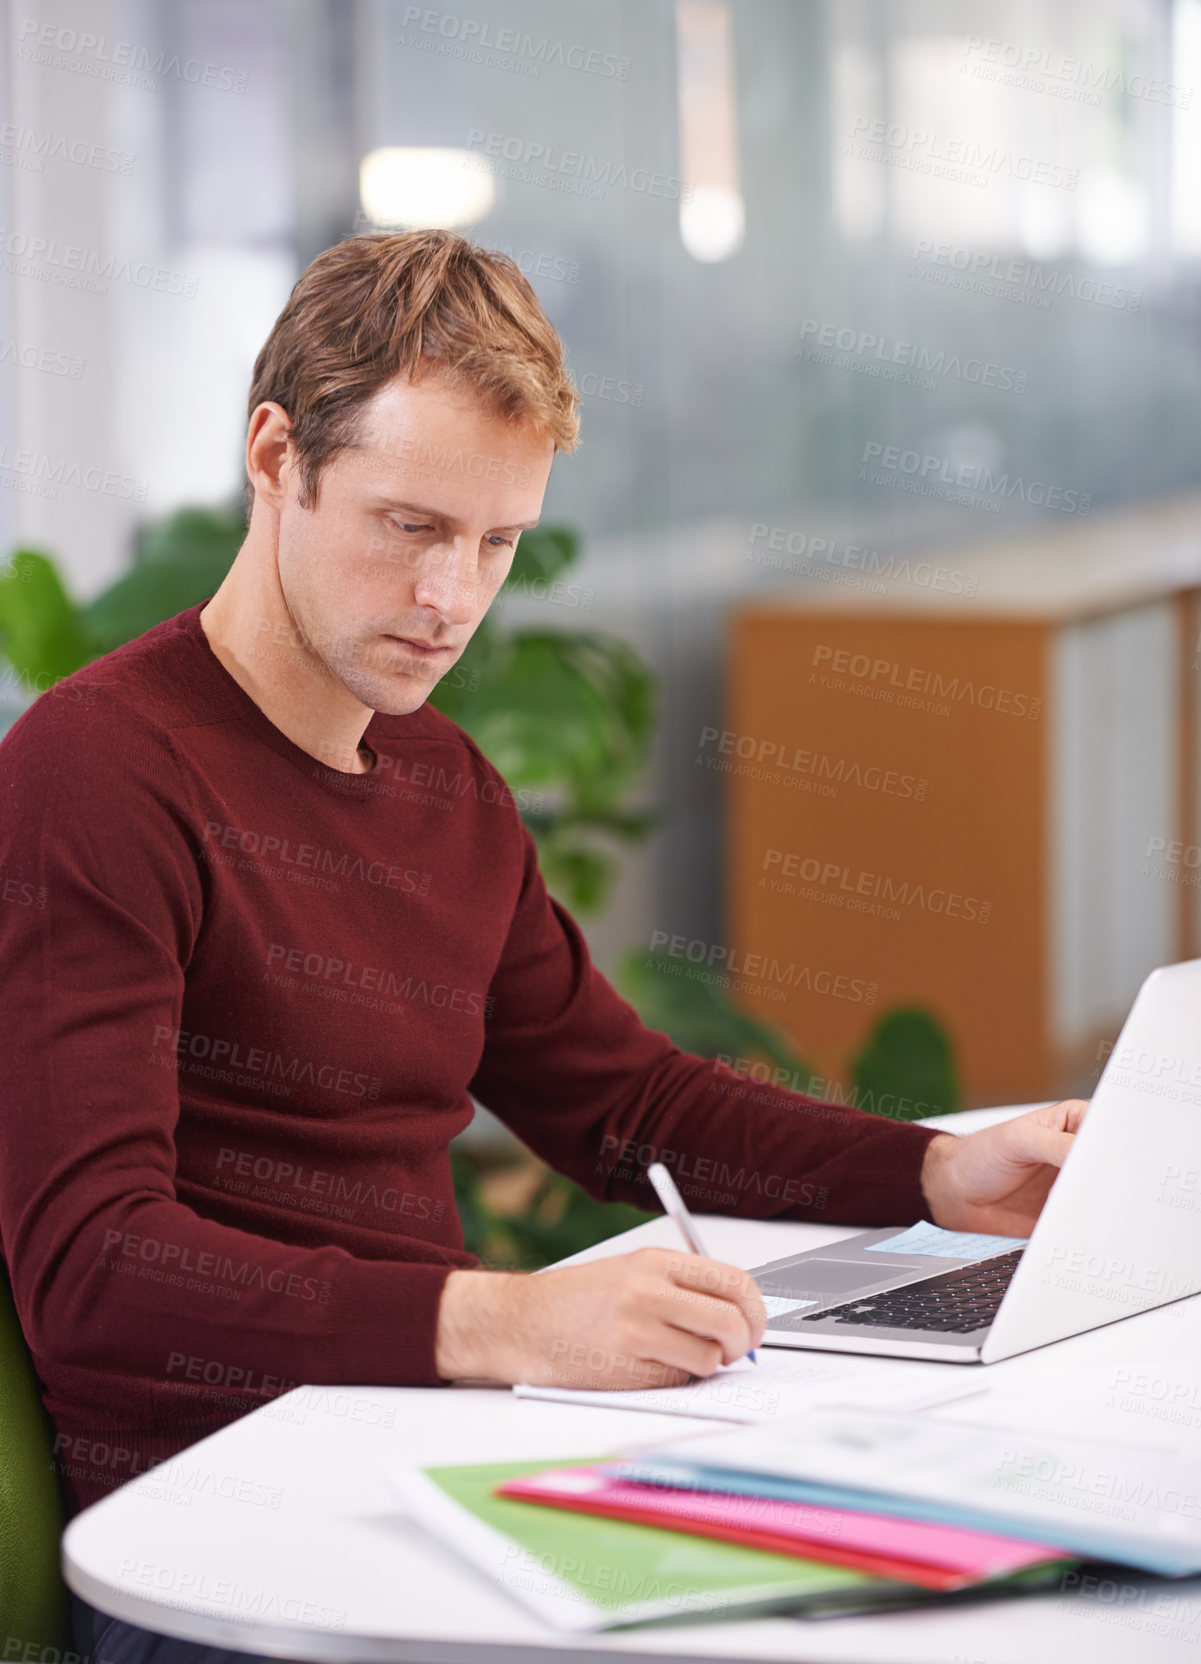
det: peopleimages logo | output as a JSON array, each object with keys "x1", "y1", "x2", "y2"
[
  {"x1": 0, "y1": 335, "x2": 85, "y2": 377},
  {"x1": 152, "y1": 1024, "x2": 383, "y2": 1102},
  {"x1": 0, "y1": 122, "x2": 135, "y2": 174},
  {"x1": 697, "y1": 724, "x2": 928, "y2": 801},
  {"x1": 202, "y1": 819, "x2": 431, "y2": 894},
  {"x1": 846, "y1": 116, "x2": 1077, "y2": 190},
  {"x1": 100, "y1": 1229, "x2": 332, "y2": 1304},
  {"x1": 1108, "y1": 1042, "x2": 1201, "y2": 1088},
  {"x1": 15, "y1": 18, "x2": 249, "y2": 92},
  {"x1": 648, "y1": 929, "x2": 878, "y2": 1004},
  {"x1": 908, "y1": 238, "x2": 1141, "y2": 312},
  {"x1": 960, "y1": 35, "x2": 1192, "y2": 109},
  {"x1": 811, "y1": 644, "x2": 1042, "y2": 719},
  {"x1": 399, "y1": 8, "x2": 631, "y2": 78},
  {"x1": 860, "y1": 440, "x2": 1089, "y2": 515},
  {"x1": 0, "y1": 443, "x2": 147, "y2": 501},
  {"x1": 1142, "y1": 835, "x2": 1201, "y2": 888},
  {"x1": 485, "y1": 242, "x2": 580, "y2": 283},
  {"x1": 761, "y1": 847, "x2": 992, "y2": 925},
  {"x1": 797, "y1": 317, "x2": 1028, "y2": 393},
  {"x1": 0, "y1": 227, "x2": 199, "y2": 297},
  {"x1": 746, "y1": 522, "x2": 978, "y2": 597},
  {"x1": 464, "y1": 128, "x2": 692, "y2": 200}
]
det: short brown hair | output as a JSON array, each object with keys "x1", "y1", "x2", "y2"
[{"x1": 246, "y1": 229, "x2": 580, "y2": 508}]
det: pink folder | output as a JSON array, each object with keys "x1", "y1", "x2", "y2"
[{"x1": 497, "y1": 1465, "x2": 1072, "y2": 1592}]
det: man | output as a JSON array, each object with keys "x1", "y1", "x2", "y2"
[{"x1": 0, "y1": 229, "x2": 1083, "y2": 1658}]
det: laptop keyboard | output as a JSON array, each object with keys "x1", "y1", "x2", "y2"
[{"x1": 798, "y1": 1248, "x2": 1025, "y2": 1334}]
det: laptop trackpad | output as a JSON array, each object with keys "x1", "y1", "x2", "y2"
[{"x1": 773, "y1": 1259, "x2": 900, "y2": 1298}]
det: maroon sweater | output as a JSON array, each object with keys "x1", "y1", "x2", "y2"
[{"x1": 0, "y1": 603, "x2": 937, "y2": 1513}]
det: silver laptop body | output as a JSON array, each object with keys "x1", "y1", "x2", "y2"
[{"x1": 749, "y1": 959, "x2": 1201, "y2": 1364}]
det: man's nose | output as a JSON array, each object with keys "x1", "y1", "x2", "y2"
[{"x1": 412, "y1": 542, "x2": 482, "y2": 624}]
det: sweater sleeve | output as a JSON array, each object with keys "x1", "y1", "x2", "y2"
[
  {"x1": 0, "y1": 689, "x2": 453, "y2": 1406},
  {"x1": 471, "y1": 824, "x2": 940, "y2": 1225}
]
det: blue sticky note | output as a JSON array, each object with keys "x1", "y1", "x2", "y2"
[{"x1": 866, "y1": 1220, "x2": 1028, "y2": 1260}]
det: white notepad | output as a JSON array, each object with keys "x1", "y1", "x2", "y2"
[{"x1": 514, "y1": 1350, "x2": 984, "y2": 1424}]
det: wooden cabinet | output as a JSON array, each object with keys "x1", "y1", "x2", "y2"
[{"x1": 726, "y1": 497, "x2": 1201, "y2": 1106}]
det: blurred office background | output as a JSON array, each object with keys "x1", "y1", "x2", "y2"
[{"x1": 4, "y1": 0, "x2": 1201, "y2": 1133}]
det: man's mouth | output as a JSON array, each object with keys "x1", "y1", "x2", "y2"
[{"x1": 383, "y1": 634, "x2": 452, "y2": 660}]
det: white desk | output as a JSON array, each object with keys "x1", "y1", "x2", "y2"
[{"x1": 63, "y1": 1108, "x2": 1201, "y2": 1663}]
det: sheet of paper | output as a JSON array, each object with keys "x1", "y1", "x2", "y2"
[
  {"x1": 514, "y1": 1351, "x2": 984, "y2": 1424},
  {"x1": 760, "y1": 1294, "x2": 818, "y2": 1318},
  {"x1": 629, "y1": 1406, "x2": 1201, "y2": 1576},
  {"x1": 866, "y1": 1220, "x2": 1028, "y2": 1260},
  {"x1": 937, "y1": 1358, "x2": 1201, "y2": 1457}
]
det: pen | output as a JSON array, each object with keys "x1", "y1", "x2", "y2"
[{"x1": 647, "y1": 1162, "x2": 757, "y2": 1365}]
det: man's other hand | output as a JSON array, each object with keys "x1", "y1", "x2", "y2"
[
  {"x1": 919, "y1": 1098, "x2": 1090, "y2": 1238},
  {"x1": 434, "y1": 1247, "x2": 767, "y2": 1388}
]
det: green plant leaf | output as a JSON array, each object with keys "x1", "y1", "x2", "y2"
[
  {"x1": 0, "y1": 551, "x2": 94, "y2": 691},
  {"x1": 850, "y1": 1007, "x2": 962, "y2": 1120},
  {"x1": 501, "y1": 524, "x2": 579, "y2": 592},
  {"x1": 452, "y1": 631, "x2": 655, "y2": 795},
  {"x1": 81, "y1": 506, "x2": 243, "y2": 653},
  {"x1": 536, "y1": 841, "x2": 615, "y2": 914},
  {"x1": 615, "y1": 949, "x2": 818, "y2": 1082},
  {"x1": 428, "y1": 525, "x2": 656, "y2": 914},
  {"x1": 449, "y1": 1145, "x2": 653, "y2": 1269},
  {"x1": 427, "y1": 619, "x2": 499, "y2": 727},
  {"x1": 508, "y1": 1172, "x2": 653, "y2": 1267}
]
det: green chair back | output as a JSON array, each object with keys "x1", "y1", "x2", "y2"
[{"x1": 0, "y1": 1265, "x2": 70, "y2": 1652}]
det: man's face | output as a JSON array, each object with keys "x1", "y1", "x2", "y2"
[{"x1": 272, "y1": 370, "x2": 556, "y2": 715}]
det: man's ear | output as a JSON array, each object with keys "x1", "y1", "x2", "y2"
[{"x1": 246, "y1": 402, "x2": 294, "y2": 510}]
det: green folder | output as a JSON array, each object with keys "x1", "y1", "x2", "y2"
[{"x1": 389, "y1": 1454, "x2": 917, "y2": 1632}]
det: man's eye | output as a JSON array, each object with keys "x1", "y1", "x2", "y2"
[
  {"x1": 486, "y1": 534, "x2": 515, "y2": 548},
  {"x1": 395, "y1": 522, "x2": 431, "y2": 534}
]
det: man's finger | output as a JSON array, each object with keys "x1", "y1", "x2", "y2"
[
  {"x1": 1039, "y1": 1098, "x2": 1089, "y2": 1133},
  {"x1": 641, "y1": 1325, "x2": 726, "y2": 1379},
  {"x1": 1003, "y1": 1120, "x2": 1075, "y2": 1170},
  {"x1": 645, "y1": 1285, "x2": 757, "y2": 1363},
  {"x1": 625, "y1": 1359, "x2": 695, "y2": 1390},
  {"x1": 663, "y1": 1254, "x2": 767, "y2": 1342}
]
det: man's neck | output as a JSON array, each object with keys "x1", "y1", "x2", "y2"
[{"x1": 199, "y1": 539, "x2": 375, "y2": 776}]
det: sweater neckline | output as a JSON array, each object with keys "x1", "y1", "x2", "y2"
[{"x1": 178, "y1": 602, "x2": 394, "y2": 800}]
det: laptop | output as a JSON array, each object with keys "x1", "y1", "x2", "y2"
[{"x1": 748, "y1": 959, "x2": 1201, "y2": 1364}]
